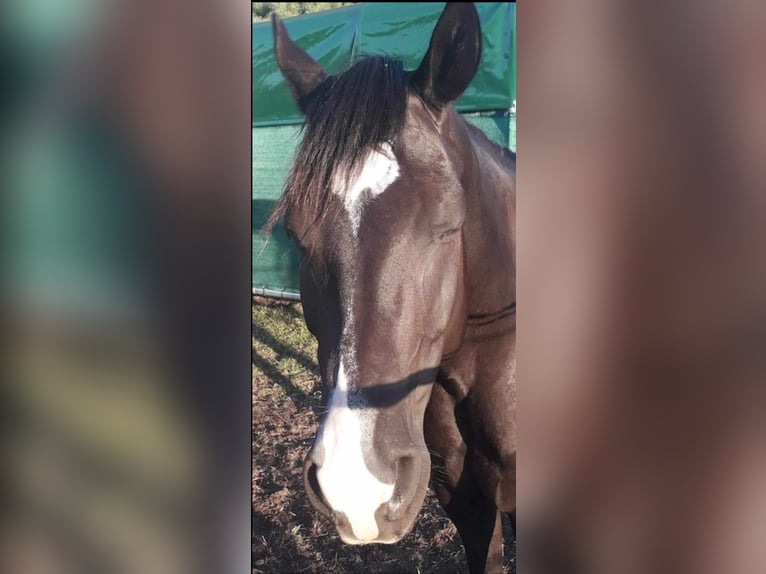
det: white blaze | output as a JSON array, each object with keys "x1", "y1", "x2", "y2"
[
  {"x1": 315, "y1": 362, "x2": 394, "y2": 542},
  {"x1": 335, "y1": 143, "x2": 400, "y2": 234},
  {"x1": 317, "y1": 144, "x2": 399, "y2": 542}
]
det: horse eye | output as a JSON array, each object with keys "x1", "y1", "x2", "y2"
[
  {"x1": 284, "y1": 226, "x2": 307, "y2": 249},
  {"x1": 434, "y1": 225, "x2": 461, "y2": 240}
]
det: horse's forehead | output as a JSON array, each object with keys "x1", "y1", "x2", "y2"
[{"x1": 333, "y1": 143, "x2": 401, "y2": 235}]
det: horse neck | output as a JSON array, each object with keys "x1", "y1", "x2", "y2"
[{"x1": 458, "y1": 121, "x2": 516, "y2": 317}]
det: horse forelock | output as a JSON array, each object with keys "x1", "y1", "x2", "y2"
[{"x1": 265, "y1": 56, "x2": 409, "y2": 235}]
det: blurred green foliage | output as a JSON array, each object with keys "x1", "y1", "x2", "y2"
[{"x1": 252, "y1": 2, "x2": 358, "y2": 21}]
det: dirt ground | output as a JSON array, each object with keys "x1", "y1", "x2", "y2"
[{"x1": 252, "y1": 298, "x2": 515, "y2": 573}]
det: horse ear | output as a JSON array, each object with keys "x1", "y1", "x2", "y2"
[
  {"x1": 272, "y1": 14, "x2": 328, "y2": 110},
  {"x1": 411, "y1": 3, "x2": 482, "y2": 110}
]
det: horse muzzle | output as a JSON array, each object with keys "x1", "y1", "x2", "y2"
[{"x1": 302, "y1": 446, "x2": 431, "y2": 544}]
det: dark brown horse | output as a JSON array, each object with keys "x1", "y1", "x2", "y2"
[{"x1": 267, "y1": 3, "x2": 515, "y2": 572}]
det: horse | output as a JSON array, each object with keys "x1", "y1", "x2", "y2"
[{"x1": 266, "y1": 3, "x2": 515, "y2": 572}]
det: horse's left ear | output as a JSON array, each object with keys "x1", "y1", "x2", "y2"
[{"x1": 410, "y1": 2, "x2": 482, "y2": 110}]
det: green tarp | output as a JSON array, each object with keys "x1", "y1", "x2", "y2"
[
  {"x1": 253, "y1": 2, "x2": 516, "y2": 126},
  {"x1": 253, "y1": 2, "x2": 516, "y2": 296}
]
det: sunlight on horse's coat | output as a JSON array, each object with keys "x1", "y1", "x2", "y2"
[
  {"x1": 335, "y1": 143, "x2": 400, "y2": 234},
  {"x1": 272, "y1": 4, "x2": 515, "y2": 567},
  {"x1": 315, "y1": 361, "x2": 395, "y2": 543}
]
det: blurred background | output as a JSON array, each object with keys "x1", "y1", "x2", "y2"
[
  {"x1": 519, "y1": 1, "x2": 766, "y2": 573},
  {"x1": 3, "y1": 1, "x2": 251, "y2": 573}
]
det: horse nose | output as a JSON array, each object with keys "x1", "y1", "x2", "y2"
[{"x1": 386, "y1": 453, "x2": 422, "y2": 521}]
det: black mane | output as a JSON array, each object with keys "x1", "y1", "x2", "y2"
[{"x1": 265, "y1": 56, "x2": 408, "y2": 235}]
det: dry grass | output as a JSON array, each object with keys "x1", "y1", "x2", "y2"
[{"x1": 252, "y1": 298, "x2": 515, "y2": 573}]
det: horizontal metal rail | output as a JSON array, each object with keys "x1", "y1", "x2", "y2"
[{"x1": 252, "y1": 286, "x2": 301, "y2": 301}]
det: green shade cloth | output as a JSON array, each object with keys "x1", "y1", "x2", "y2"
[
  {"x1": 253, "y1": 2, "x2": 515, "y2": 126},
  {"x1": 253, "y1": 2, "x2": 516, "y2": 296}
]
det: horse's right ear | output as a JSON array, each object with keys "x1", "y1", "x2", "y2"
[
  {"x1": 410, "y1": 3, "x2": 482, "y2": 110},
  {"x1": 272, "y1": 14, "x2": 328, "y2": 110}
]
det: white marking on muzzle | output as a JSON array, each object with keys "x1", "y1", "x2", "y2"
[
  {"x1": 317, "y1": 147, "x2": 398, "y2": 540},
  {"x1": 315, "y1": 362, "x2": 394, "y2": 542},
  {"x1": 335, "y1": 143, "x2": 400, "y2": 234}
]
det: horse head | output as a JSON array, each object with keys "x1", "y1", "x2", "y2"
[{"x1": 270, "y1": 3, "x2": 483, "y2": 544}]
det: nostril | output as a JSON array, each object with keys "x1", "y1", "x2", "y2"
[
  {"x1": 387, "y1": 455, "x2": 419, "y2": 521},
  {"x1": 306, "y1": 462, "x2": 321, "y2": 495},
  {"x1": 303, "y1": 459, "x2": 333, "y2": 519}
]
